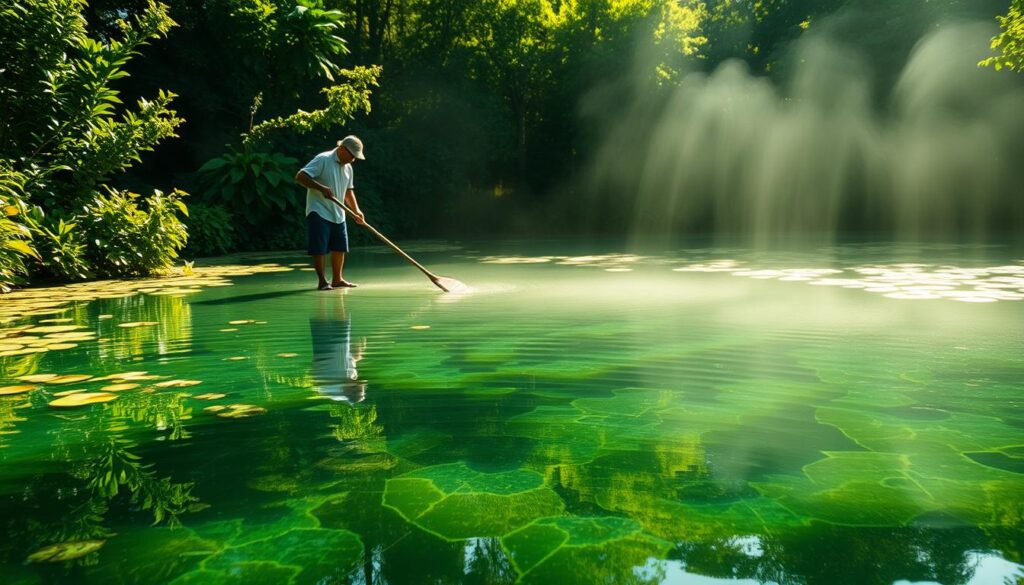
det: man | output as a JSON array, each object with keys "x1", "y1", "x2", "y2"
[{"x1": 295, "y1": 135, "x2": 367, "y2": 290}]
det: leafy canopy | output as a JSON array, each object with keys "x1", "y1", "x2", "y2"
[{"x1": 980, "y1": 0, "x2": 1024, "y2": 72}]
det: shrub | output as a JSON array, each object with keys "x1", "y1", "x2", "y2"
[
  {"x1": 81, "y1": 188, "x2": 189, "y2": 277},
  {"x1": 259, "y1": 214, "x2": 307, "y2": 251},
  {"x1": 0, "y1": 202, "x2": 37, "y2": 292},
  {"x1": 30, "y1": 216, "x2": 92, "y2": 281},
  {"x1": 0, "y1": 0, "x2": 181, "y2": 215},
  {"x1": 183, "y1": 203, "x2": 235, "y2": 257},
  {"x1": 0, "y1": 167, "x2": 37, "y2": 292},
  {"x1": 197, "y1": 149, "x2": 299, "y2": 225}
]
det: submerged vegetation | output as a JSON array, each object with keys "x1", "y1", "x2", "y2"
[{"x1": 0, "y1": 248, "x2": 1021, "y2": 581}]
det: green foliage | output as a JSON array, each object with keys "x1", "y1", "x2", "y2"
[
  {"x1": 244, "y1": 66, "x2": 381, "y2": 147},
  {"x1": 183, "y1": 203, "x2": 235, "y2": 257},
  {"x1": 0, "y1": 207, "x2": 37, "y2": 292},
  {"x1": 210, "y1": 0, "x2": 349, "y2": 95},
  {"x1": 82, "y1": 434, "x2": 202, "y2": 528},
  {"x1": 0, "y1": 165, "x2": 37, "y2": 292},
  {"x1": 198, "y1": 150, "x2": 299, "y2": 224},
  {"x1": 30, "y1": 215, "x2": 93, "y2": 281},
  {"x1": 81, "y1": 188, "x2": 189, "y2": 277},
  {"x1": 0, "y1": 0, "x2": 186, "y2": 286},
  {"x1": 258, "y1": 215, "x2": 308, "y2": 251},
  {"x1": 703, "y1": 0, "x2": 843, "y2": 71},
  {"x1": 0, "y1": 0, "x2": 182, "y2": 212},
  {"x1": 980, "y1": 0, "x2": 1024, "y2": 72},
  {"x1": 280, "y1": 0, "x2": 349, "y2": 81}
]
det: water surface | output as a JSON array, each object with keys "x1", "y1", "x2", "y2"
[{"x1": 1, "y1": 241, "x2": 1022, "y2": 584}]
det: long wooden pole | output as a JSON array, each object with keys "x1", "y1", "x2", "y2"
[{"x1": 327, "y1": 197, "x2": 439, "y2": 280}]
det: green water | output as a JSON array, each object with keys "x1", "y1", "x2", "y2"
[{"x1": 1, "y1": 242, "x2": 1022, "y2": 585}]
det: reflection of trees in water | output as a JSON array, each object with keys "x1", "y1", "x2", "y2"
[
  {"x1": 0, "y1": 293, "x2": 194, "y2": 387},
  {"x1": 1, "y1": 396, "x2": 203, "y2": 567},
  {"x1": 0, "y1": 395, "x2": 29, "y2": 446},
  {"x1": 90, "y1": 293, "x2": 193, "y2": 363},
  {"x1": 109, "y1": 391, "x2": 193, "y2": 441},
  {"x1": 675, "y1": 525, "x2": 993, "y2": 585},
  {"x1": 330, "y1": 403, "x2": 383, "y2": 445},
  {"x1": 74, "y1": 431, "x2": 203, "y2": 526},
  {"x1": 463, "y1": 537, "x2": 516, "y2": 585},
  {"x1": 0, "y1": 351, "x2": 46, "y2": 388}
]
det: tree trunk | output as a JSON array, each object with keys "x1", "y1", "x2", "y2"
[{"x1": 354, "y1": 0, "x2": 365, "y2": 60}]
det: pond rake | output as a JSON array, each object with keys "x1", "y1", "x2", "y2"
[{"x1": 328, "y1": 197, "x2": 468, "y2": 293}]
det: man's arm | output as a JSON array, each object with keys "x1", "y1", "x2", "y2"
[
  {"x1": 295, "y1": 171, "x2": 335, "y2": 200},
  {"x1": 343, "y1": 188, "x2": 365, "y2": 224}
]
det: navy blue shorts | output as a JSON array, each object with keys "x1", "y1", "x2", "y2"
[{"x1": 307, "y1": 212, "x2": 349, "y2": 255}]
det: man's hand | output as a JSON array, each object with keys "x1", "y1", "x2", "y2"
[
  {"x1": 352, "y1": 211, "x2": 366, "y2": 225},
  {"x1": 320, "y1": 186, "x2": 336, "y2": 201}
]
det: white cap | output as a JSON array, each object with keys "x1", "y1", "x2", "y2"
[{"x1": 338, "y1": 135, "x2": 365, "y2": 160}]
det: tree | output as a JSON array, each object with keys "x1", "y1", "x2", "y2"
[{"x1": 460, "y1": 0, "x2": 706, "y2": 189}]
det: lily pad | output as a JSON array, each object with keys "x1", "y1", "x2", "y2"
[
  {"x1": 228, "y1": 320, "x2": 255, "y2": 325},
  {"x1": 194, "y1": 393, "x2": 226, "y2": 400},
  {"x1": 102, "y1": 383, "x2": 141, "y2": 392},
  {"x1": 277, "y1": 353, "x2": 299, "y2": 358},
  {"x1": 224, "y1": 356, "x2": 247, "y2": 361},
  {"x1": 25, "y1": 325, "x2": 86, "y2": 334},
  {"x1": 18, "y1": 373, "x2": 59, "y2": 383},
  {"x1": 49, "y1": 393, "x2": 118, "y2": 407},
  {"x1": 0, "y1": 384, "x2": 35, "y2": 396},
  {"x1": 118, "y1": 321, "x2": 160, "y2": 328},
  {"x1": 45, "y1": 343, "x2": 78, "y2": 350},
  {"x1": 45, "y1": 374, "x2": 93, "y2": 385},
  {"x1": 44, "y1": 331, "x2": 95, "y2": 339},
  {"x1": 104, "y1": 371, "x2": 153, "y2": 380},
  {"x1": 156, "y1": 379, "x2": 203, "y2": 388},
  {"x1": 26, "y1": 539, "x2": 105, "y2": 563},
  {"x1": 0, "y1": 347, "x2": 48, "y2": 357}
]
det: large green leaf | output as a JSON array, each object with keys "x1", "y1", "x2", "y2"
[
  {"x1": 5, "y1": 239, "x2": 40, "y2": 259},
  {"x1": 198, "y1": 158, "x2": 228, "y2": 172}
]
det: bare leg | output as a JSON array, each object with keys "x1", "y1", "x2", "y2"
[
  {"x1": 330, "y1": 252, "x2": 344, "y2": 285},
  {"x1": 331, "y1": 252, "x2": 357, "y2": 287},
  {"x1": 312, "y1": 254, "x2": 328, "y2": 288}
]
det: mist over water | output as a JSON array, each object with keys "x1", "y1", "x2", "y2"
[{"x1": 582, "y1": 22, "x2": 1024, "y2": 246}]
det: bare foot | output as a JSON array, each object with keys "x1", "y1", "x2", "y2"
[
  {"x1": 317, "y1": 282, "x2": 333, "y2": 291},
  {"x1": 331, "y1": 280, "x2": 358, "y2": 288}
]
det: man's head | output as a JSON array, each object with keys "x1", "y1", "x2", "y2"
[{"x1": 336, "y1": 135, "x2": 365, "y2": 164}]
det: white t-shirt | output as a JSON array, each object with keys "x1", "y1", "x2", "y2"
[{"x1": 300, "y1": 149, "x2": 353, "y2": 224}]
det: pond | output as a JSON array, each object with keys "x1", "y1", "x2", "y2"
[{"x1": 1, "y1": 240, "x2": 1022, "y2": 585}]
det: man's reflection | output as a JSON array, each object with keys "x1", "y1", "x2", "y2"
[{"x1": 310, "y1": 295, "x2": 367, "y2": 403}]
